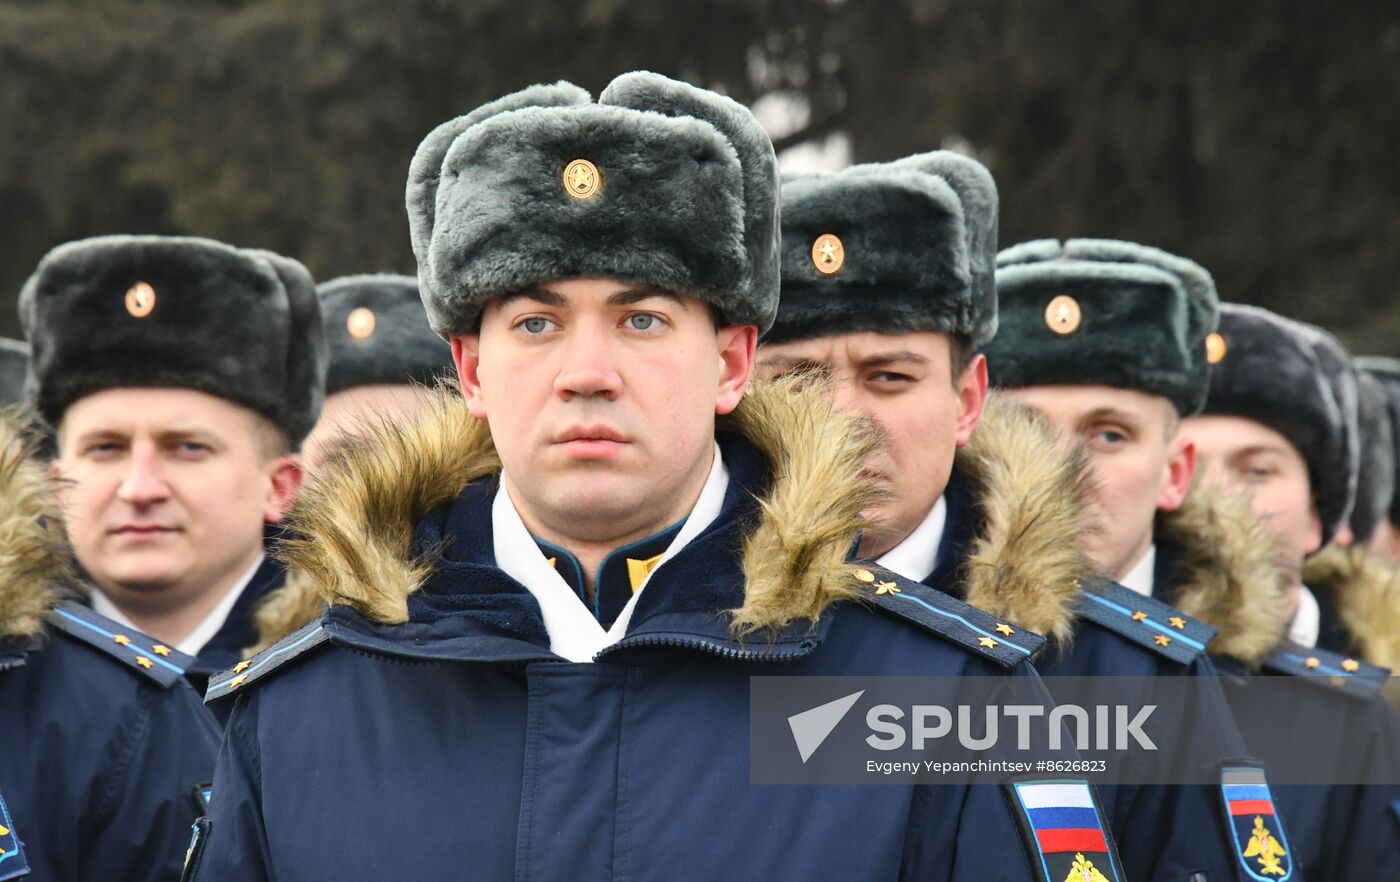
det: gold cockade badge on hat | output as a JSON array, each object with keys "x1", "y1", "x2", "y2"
[
  {"x1": 811, "y1": 233, "x2": 845, "y2": 276},
  {"x1": 125, "y1": 282, "x2": 156, "y2": 318},
  {"x1": 564, "y1": 159, "x2": 602, "y2": 200},
  {"x1": 347, "y1": 307, "x2": 376, "y2": 340},
  {"x1": 1206, "y1": 332, "x2": 1228, "y2": 365},
  {"x1": 1045, "y1": 294, "x2": 1081, "y2": 336}
]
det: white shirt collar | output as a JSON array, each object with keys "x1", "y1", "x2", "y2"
[
  {"x1": 91, "y1": 552, "x2": 266, "y2": 657},
  {"x1": 1288, "y1": 583, "x2": 1321, "y2": 649},
  {"x1": 875, "y1": 495, "x2": 948, "y2": 583},
  {"x1": 492, "y1": 443, "x2": 729, "y2": 663},
  {"x1": 1119, "y1": 545, "x2": 1157, "y2": 597}
]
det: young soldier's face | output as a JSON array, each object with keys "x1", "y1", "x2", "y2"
[
  {"x1": 755, "y1": 331, "x2": 986, "y2": 559},
  {"x1": 455, "y1": 279, "x2": 754, "y2": 546},
  {"x1": 1005, "y1": 385, "x2": 1192, "y2": 581},
  {"x1": 302, "y1": 384, "x2": 437, "y2": 469},
  {"x1": 53, "y1": 388, "x2": 302, "y2": 614},
  {"x1": 1180, "y1": 414, "x2": 1323, "y2": 577}
]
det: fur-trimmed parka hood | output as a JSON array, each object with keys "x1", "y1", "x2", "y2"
[
  {"x1": 273, "y1": 377, "x2": 877, "y2": 639},
  {"x1": 1303, "y1": 546, "x2": 1400, "y2": 678},
  {"x1": 949, "y1": 400, "x2": 1096, "y2": 646},
  {"x1": 1155, "y1": 480, "x2": 1289, "y2": 665},
  {"x1": 259, "y1": 386, "x2": 1094, "y2": 651},
  {"x1": 0, "y1": 408, "x2": 77, "y2": 641}
]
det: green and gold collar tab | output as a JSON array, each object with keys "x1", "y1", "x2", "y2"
[{"x1": 535, "y1": 519, "x2": 684, "y2": 629}]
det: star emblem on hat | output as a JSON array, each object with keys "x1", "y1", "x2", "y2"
[
  {"x1": 125, "y1": 282, "x2": 156, "y2": 318},
  {"x1": 564, "y1": 159, "x2": 601, "y2": 199},
  {"x1": 1045, "y1": 294, "x2": 1081, "y2": 336},
  {"x1": 811, "y1": 233, "x2": 845, "y2": 276},
  {"x1": 347, "y1": 307, "x2": 376, "y2": 340},
  {"x1": 1206, "y1": 332, "x2": 1228, "y2": 365}
]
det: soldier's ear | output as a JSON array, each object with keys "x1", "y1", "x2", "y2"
[
  {"x1": 263, "y1": 456, "x2": 304, "y2": 525},
  {"x1": 1157, "y1": 435, "x2": 1196, "y2": 513},
  {"x1": 451, "y1": 335, "x2": 488, "y2": 420}
]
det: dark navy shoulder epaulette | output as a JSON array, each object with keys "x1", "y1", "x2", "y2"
[
  {"x1": 205, "y1": 618, "x2": 330, "y2": 705},
  {"x1": 853, "y1": 564, "x2": 1045, "y2": 668},
  {"x1": 1075, "y1": 577, "x2": 1216, "y2": 666},
  {"x1": 1261, "y1": 641, "x2": 1389, "y2": 701},
  {"x1": 46, "y1": 601, "x2": 195, "y2": 688}
]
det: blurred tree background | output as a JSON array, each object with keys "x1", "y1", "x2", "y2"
[{"x1": 2, "y1": 0, "x2": 1397, "y2": 351}]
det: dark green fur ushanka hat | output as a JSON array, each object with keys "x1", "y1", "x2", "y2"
[
  {"x1": 1348, "y1": 366, "x2": 1395, "y2": 543},
  {"x1": 407, "y1": 71, "x2": 780, "y2": 337},
  {"x1": 1203, "y1": 304, "x2": 1358, "y2": 547},
  {"x1": 319, "y1": 274, "x2": 453, "y2": 396},
  {"x1": 765, "y1": 151, "x2": 998, "y2": 346},
  {"x1": 0, "y1": 338, "x2": 28, "y2": 407},
  {"x1": 1355, "y1": 356, "x2": 1400, "y2": 528},
  {"x1": 20, "y1": 236, "x2": 328, "y2": 445},
  {"x1": 986, "y1": 239, "x2": 1219, "y2": 415}
]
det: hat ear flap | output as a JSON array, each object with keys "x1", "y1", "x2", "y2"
[
  {"x1": 885, "y1": 151, "x2": 999, "y2": 346},
  {"x1": 245, "y1": 249, "x2": 326, "y2": 445},
  {"x1": 600, "y1": 71, "x2": 779, "y2": 320},
  {"x1": 405, "y1": 82, "x2": 591, "y2": 273}
]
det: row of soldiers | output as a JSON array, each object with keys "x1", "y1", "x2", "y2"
[{"x1": 1, "y1": 71, "x2": 1398, "y2": 881}]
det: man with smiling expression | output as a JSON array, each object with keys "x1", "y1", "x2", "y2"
[
  {"x1": 761, "y1": 190, "x2": 1256, "y2": 879},
  {"x1": 20, "y1": 236, "x2": 326, "y2": 693},
  {"x1": 192, "y1": 74, "x2": 1111, "y2": 882}
]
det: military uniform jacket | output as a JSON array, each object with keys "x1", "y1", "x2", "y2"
[
  {"x1": 922, "y1": 401, "x2": 1256, "y2": 882},
  {"x1": 1153, "y1": 485, "x2": 1400, "y2": 879},
  {"x1": 192, "y1": 385, "x2": 1117, "y2": 882},
  {"x1": 0, "y1": 415, "x2": 220, "y2": 882}
]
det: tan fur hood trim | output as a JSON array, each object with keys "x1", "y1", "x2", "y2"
[
  {"x1": 277, "y1": 377, "x2": 876, "y2": 636},
  {"x1": 1304, "y1": 547, "x2": 1400, "y2": 675},
  {"x1": 0, "y1": 409, "x2": 74, "y2": 640},
  {"x1": 1156, "y1": 481, "x2": 1287, "y2": 664},
  {"x1": 957, "y1": 399, "x2": 1095, "y2": 645}
]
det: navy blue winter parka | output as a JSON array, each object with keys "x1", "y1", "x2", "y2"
[
  {"x1": 0, "y1": 414, "x2": 220, "y2": 882},
  {"x1": 193, "y1": 384, "x2": 1119, "y2": 882}
]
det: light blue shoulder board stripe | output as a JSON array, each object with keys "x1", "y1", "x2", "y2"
[
  {"x1": 1261, "y1": 641, "x2": 1388, "y2": 701},
  {"x1": 857, "y1": 564, "x2": 1046, "y2": 667},
  {"x1": 46, "y1": 601, "x2": 193, "y2": 688},
  {"x1": 205, "y1": 618, "x2": 330, "y2": 705},
  {"x1": 1075, "y1": 577, "x2": 1216, "y2": 665}
]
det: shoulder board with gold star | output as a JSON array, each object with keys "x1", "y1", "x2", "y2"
[
  {"x1": 205, "y1": 618, "x2": 329, "y2": 706},
  {"x1": 1260, "y1": 641, "x2": 1389, "y2": 701},
  {"x1": 45, "y1": 601, "x2": 194, "y2": 688},
  {"x1": 1074, "y1": 578, "x2": 1216, "y2": 666},
  {"x1": 851, "y1": 565, "x2": 1046, "y2": 668}
]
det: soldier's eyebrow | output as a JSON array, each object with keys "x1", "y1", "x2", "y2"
[
  {"x1": 856, "y1": 351, "x2": 929, "y2": 369},
  {"x1": 1078, "y1": 407, "x2": 1144, "y2": 428},
  {"x1": 496, "y1": 286, "x2": 566, "y2": 309},
  {"x1": 608, "y1": 286, "x2": 689, "y2": 310}
]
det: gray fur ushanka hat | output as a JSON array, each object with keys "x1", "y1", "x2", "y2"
[
  {"x1": 1348, "y1": 366, "x2": 1395, "y2": 543},
  {"x1": 318, "y1": 274, "x2": 453, "y2": 396},
  {"x1": 1355, "y1": 356, "x2": 1400, "y2": 529},
  {"x1": 20, "y1": 235, "x2": 327, "y2": 445},
  {"x1": 0, "y1": 338, "x2": 28, "y2": 407},
  {"x1": 407, "y1": 71, "x2": 780, "y2": 337},
  {"x1": 986, "y1": 239, "x2": 1219, "y2": 415},
  {"x1": 1203, "y1": 304, "x2": 1358, "y2": 547},
  {"x1": 766, "y1": 151, "x2": 999, "y2": 347}
]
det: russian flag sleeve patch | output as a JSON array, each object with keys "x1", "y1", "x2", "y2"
[
  {"x1": 1220, "y1": 764, "x2": 1293, "y2": 880},
  {"x1": 1005, "y1": 778, "x2": 1122, "y2": 882}
]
